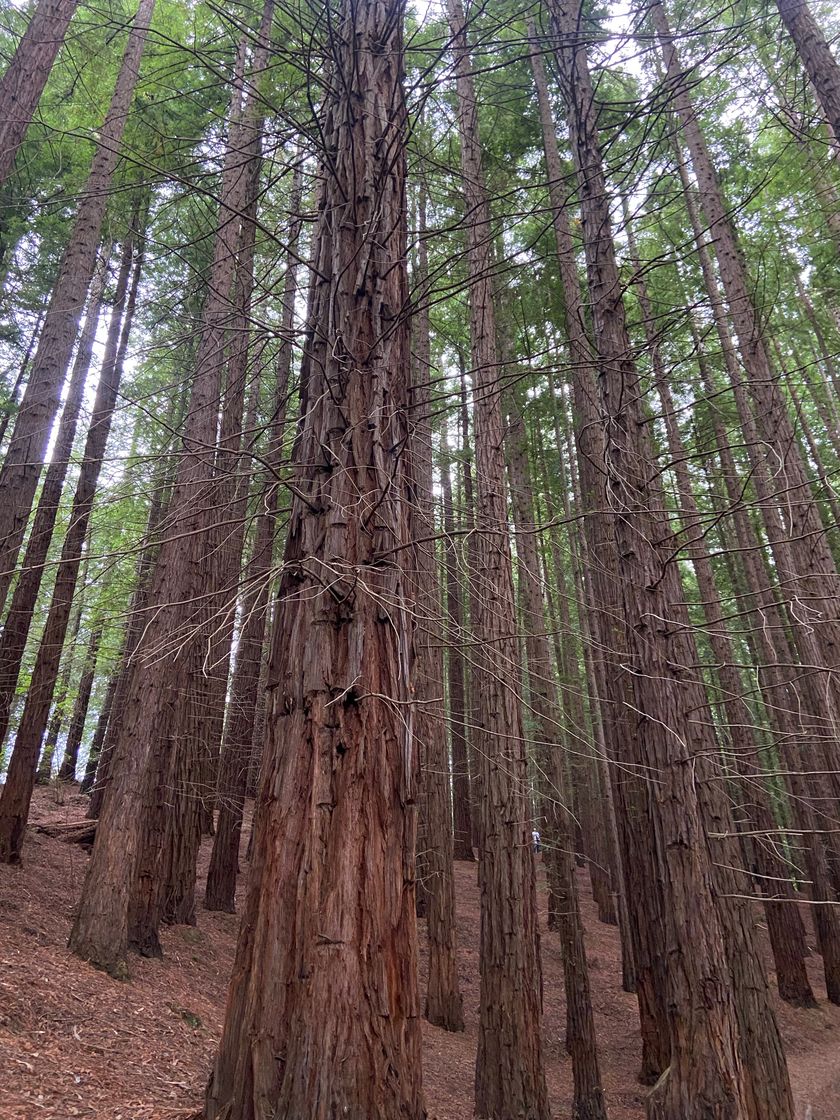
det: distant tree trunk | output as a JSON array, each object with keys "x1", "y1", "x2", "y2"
[
  {"x1": 80, "y1": 665, "x2": 118, "y2": 795},
  {"x1": 204, "y1": 1, "x2": 424, "y2": 1115},
  {"x1": 0, "y1": 302, "x2": 46, "y2": 450},
  {"x1": 85, "y1": 469, "x2": 168, "y2": 818},
  {"x1": 204, "y1": 157, "x2": 303, "y2": 915},
  {"x1": 57, "y1": 622, "x2": 101, "y2": 782},
  {"x1": 440, "y1": 432, "x2": 474, "y2": 862},
  {"x1": 0, "y1": 205, "x2": 145, "y2": 865},
  {"x1": 527, "y1": 27, "x2": 668, "y2": 1083},
  {"x1": 413, "y1": 184, "x2": 464, "y2": 1033},
  {"x1": 34, "y1": 596, "x2": 83, "y2": 784},
  {"x1": 775, "y1": 0, "x2": 840, "y2": 141},
  {"x1": 546, "y1": 4, "x2": 793, "y2": 1118},
  {"x1": 0, "y1": 246, "x2": 109, "y2": 750},
  {"x1": 0, "y1": 0, "x2": 154, "y2": 617},
  {"x1": 506, "y1": 400, "x2": 607, "y2": 1120},
  {"x1": 669, "y1": 89, "x2": 840, "y2": 1005},
  {"x1": 446, "y1": 3, "x2": 549, "y2": 1116},
  {"x1": 0, "y1": 0, "x2": 80, "y2": 187},
  {"x1": 622, "y1": 204, "x2": 815, "y2": 1008}
]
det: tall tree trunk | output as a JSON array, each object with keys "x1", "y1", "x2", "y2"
[
  {"x1": 0, "y1": 245, "x2": 109, "y2": 750},
  {"x1": 0, "y1": 0, "x2": 154, "y2": 616},
  {"x1": 527, "y1": 26, "x2": 669, "y2": 1084},
  {"x1": 546, "y1": 5, "x2": 793, "y2": 1118},
  {"x1": 775, "y1": 0, "x2": 840, "y2": 141},
  {"x1": 622, "y1": 203, "x2": 815, "y2": 1008},
  {"x1": 34, "y1": 593, "x2": 83, "y2": 784},
  {"x1": 413, "y1": 184, "x2": 464, "y2": 1033},
  {"x1": 440, "y1": 432, "x2": 474, "y2": 862},
  {"x1": 0, "y1": 203, "x2": 145, "y2": 864},
  {"x1": 507, "y1": 399, "x2": 607, "y2": 1120},
  {"x1": 124, "y1": 30, "x2": 261, "y2": 956},
  {"x1": 204, "y1": 156, "x2": 303, "y2": 914},
  {"x1": 57, "y1": 622, "x2": 101, "y2": 781},
  {"x1": 446, "y1": 3, "x2": 549, "y2": 1116},
  {"x1": 204, "y1": 1, "x2": 424, "y2": 1115},
  {"x1": 0, "y1": 0, "x2": 80, "y2": 187}
]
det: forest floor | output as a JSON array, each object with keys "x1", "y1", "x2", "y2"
[{"x1": 1, "y1": 787, "x2": 839, "y2": 1119}]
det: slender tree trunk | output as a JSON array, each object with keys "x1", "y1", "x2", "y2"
[
  {"x1": 0, "y1": 0, "x2": 80, "y2": 187},
  {"x1": 0, "y1": 246, "x2": 109, "y2": 750},
  {"x1": 446, "y1": 3, "x2": 548, "y2": 1116},
  {"x1": 440, "y1": 433, "x2": 474, "y2": 862},
  {"x1": 0, "y1": 205, "x2": 145, "y2": 864},
  {"x1": 0, "y1": 0, "x2": 154, "y2": 617},
  {"x1": 34, "y1": 595, "x2": 83, "y2": 784},
  {"x1": 413, "y1": 184, "x2": 464, "y2": 1033},
  {"x1": 546, "y1": 5, "x2": 793, "y2": 1117},
  {"x1": 85, "y1": 468, "x2": 167, "y2": 819},
  {"x1": 507, "y1": 400, "x2": 607, "y2": 1120},
  {"x1": 205, "y1": 1, "x2": 424, "y2": 1114},
  {"x1": 204, "y1": 157, "x2": 302, "y2": 914},
  {"x1": 57, "y1": 622, "x2": 101, "y2": 782}
]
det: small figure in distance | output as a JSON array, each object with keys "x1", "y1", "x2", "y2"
[{"x1": 531, "y1": 828, "x2": 541, "y2": 855}]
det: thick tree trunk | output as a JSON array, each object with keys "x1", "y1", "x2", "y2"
[
  {"x1": 775, "y1": 0, "x2": 840, "y2": 141},
  {"x1": 0, "y1": 247, "x2": 109, "y2": 750},
  {"x1": 204, "y1": 2, "x2": 424, "y2": 1115},
  {"x1": 57, "y1": 623, "x2": 101, "y2": 782},
  {"x1": 0, "y1": 0, "x2": 80, "y2": 187},
  {"x1": 527, "y1": 28, "x2": 668, "y2": 1083},
  {"x1": 446, "y1": 3, "x2": 549, "y2": 1116},
  {"x1": 546, "y1": 4, "x2": 793, "y2": 1118},
  {"x1": 412, "y1": 186, "x2": 464, "y2": 1033},
  {"x1": 0, "y1": 0, "x2": 154, "y2": 617},
  {"x1": 0, "y1": 215, "x2": 143, "y2": 864}
]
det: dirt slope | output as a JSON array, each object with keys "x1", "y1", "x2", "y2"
[{"x1": 0, "y1": 786, "x2": 837, "y2": 1119}]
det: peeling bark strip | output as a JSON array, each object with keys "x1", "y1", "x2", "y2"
[
  {"x1": 0, "y1": 0, "x2": 79, "y2": 187},
  {"x1": 205, "y1": 1, "x2": 424, "y2": 1117},
  {"x1": 0, "y1": 0, "x2": 155, "y2": 619}
]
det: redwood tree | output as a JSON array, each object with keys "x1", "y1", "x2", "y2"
[{"x1": 204, "y1": 1, "x2": 424, "y2": 1114}]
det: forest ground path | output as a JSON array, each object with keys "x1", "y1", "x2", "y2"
[{"x1": 0, "y1": 787, "x2": 837, "y2": 1118}]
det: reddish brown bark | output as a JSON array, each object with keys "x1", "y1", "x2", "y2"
[
  {"x1": 507, "y1": 401, "x2": 607, "y2": 1120},
  {"x1": 440, "y1": 433, "x2": 474, "y2": 862},
  {"x1": 547, "y1": 4, "x2": 792, "y2": 1117},
  {"x1": 412, "y1": 186, "x2": 463, "y2": 1033},
  {"x1": 776, "y1": 0, "x2": 840, "y2": 141},
  {"x1": 0, "y1": 0, "x2": 154, "y2": 617},
  {"x1": 623, "y1": 205, "x2": 816, "y2": 1010},
  {"x1": 0, "y1": 0, "x2": 80, "y2": 186},
  {"x1": 447, "y1": 2, "x2": 549, "y2": 1115},
  {"x1": 204, "y1": 1, "x2": 424, "y2": 1114},
  {"x1": 527, "y1": 29, "x2": 668, "y2": 1083},
  {"x1": 204, "y1": 158, "x2": 302, "y2": 915}
]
